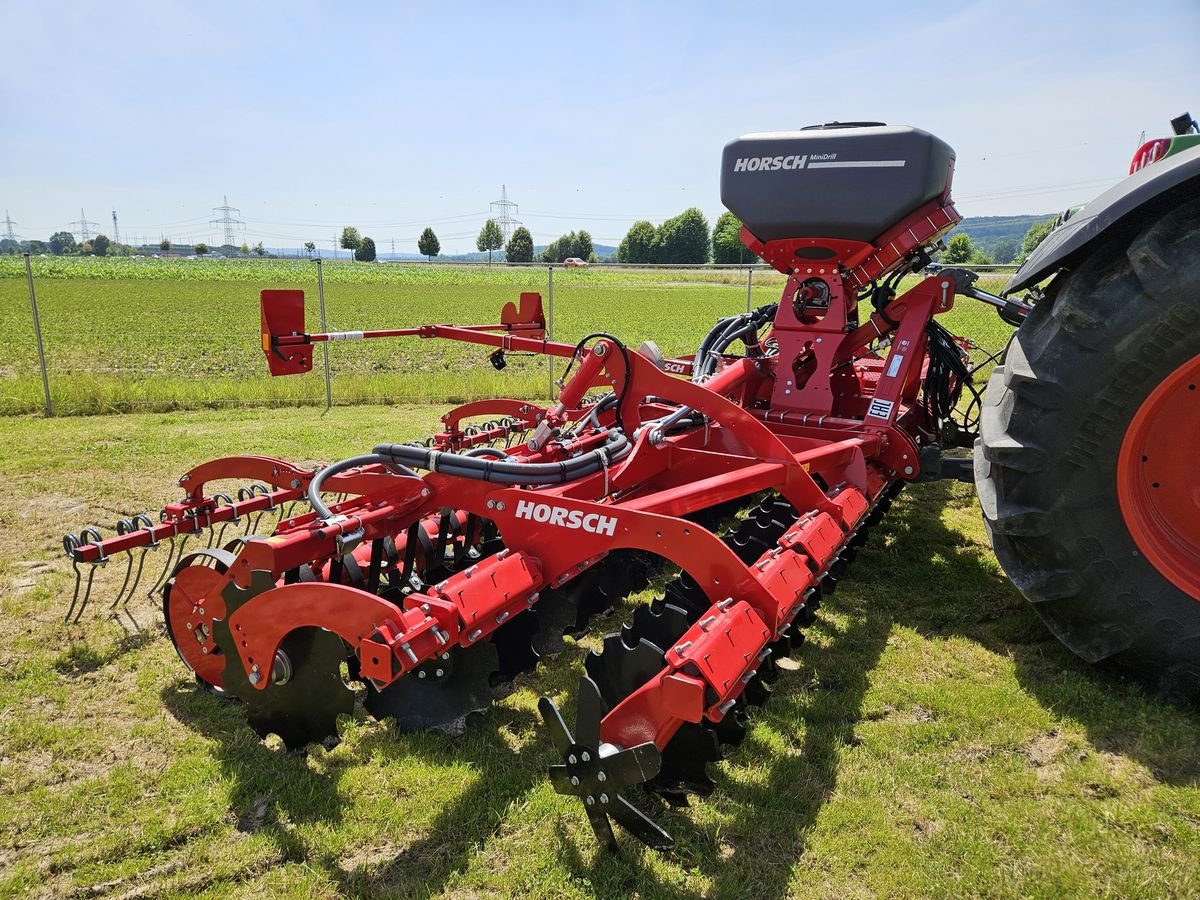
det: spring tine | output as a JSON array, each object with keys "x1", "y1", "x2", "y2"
[
  {"x1": 213, "y1": 493, "x2": 238, "y2": 545},
  {"x1": 117, "y1": 548, "x2": 150, "y2": 612},
  {"x1": 117, "y1": 526, "x2": 151, "y2": 629},
  {"x1": 69, "y1": 527, "x2": 108, "y2": 623},
  {"x1": 71, "y1": 564, "x2": 99, "y2": 624},
  {"x1": 145, "y1": 535, "x2": 179, "y2": 600},
  {"x1": 106, "y1": 519, "x2": 139, "y2": 611},
  {"x1": 108, "y1": 553, "x2": 135, "y2": 611},
  {"x1": 62, "y1": 533, "x2": 84, "y2": 623}
]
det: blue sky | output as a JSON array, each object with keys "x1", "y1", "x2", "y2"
[{"x1": 2, "y1": 0, "x2": 1197, "y2": 254}]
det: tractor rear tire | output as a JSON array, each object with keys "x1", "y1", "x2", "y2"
[{"x1": 975, "y1": 196, "x2": 1200, "y2": 702}]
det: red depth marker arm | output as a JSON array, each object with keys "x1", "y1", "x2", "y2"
[{"x1": 260, "y1": 289, "x2": 582, "y2": 376}]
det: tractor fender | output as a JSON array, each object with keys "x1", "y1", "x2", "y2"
[{"x1": 1004, "y1": 143, "x2": 1200, "y2": 295}]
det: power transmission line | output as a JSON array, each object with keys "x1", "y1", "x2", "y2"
[
  {"x1": 69, "y1": 208, "x2": 101, "y2": 242},
  {"x1": 111, "y1": 210, "x2": 121, "y2": 245},
  {"x1": 210, "y1": 196, "x2": 245, "y2": 249},
  {"x1": 490, "y1": 185, "x2": 521, "y2": 243},
  {"x1": 2, "y1": 210, "x2": 17, "y2": 242}
]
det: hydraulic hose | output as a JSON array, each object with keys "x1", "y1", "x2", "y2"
[
  {"x1": 692, "y1": 304, "x2": 778, "y2": 381},
  {"x1": 373, "y1": 428, "x2": 630, "y2": 486},
  {"x1": 307, "y1": 453, "x2": 420, "y2": 522},
  {"x1": 464, "y1": 446, "x2": 510, "y2": 459}
]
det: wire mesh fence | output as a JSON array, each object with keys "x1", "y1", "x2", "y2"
[{"x1": 0, "y1": 256, "x2": 1018, "y2": 417}]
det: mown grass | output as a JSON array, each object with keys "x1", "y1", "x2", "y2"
[
  {"x1": 0, "y1": 260, "x2": 1012, "y2": 416},
  {"x1": 1, "y1": 406, "x2": 1197, "y2": 898}
]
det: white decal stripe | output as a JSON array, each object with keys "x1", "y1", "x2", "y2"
[{"x1": 807, "y1": 160, "x2": 907, "y2": 169}]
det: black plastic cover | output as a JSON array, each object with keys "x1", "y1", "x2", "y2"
[
  {"x1": 720, "y1": 124, "x2": 955, "y2": 243},
  {"x1": 1005, "y1": 144, "x2": 1200, "y2": 295}
]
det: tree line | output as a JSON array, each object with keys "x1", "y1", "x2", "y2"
[{"x1": 8, "y1": 211, "x2": 1054, "y2": 265}]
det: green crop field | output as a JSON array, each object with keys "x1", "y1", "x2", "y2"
[
  {"x1": 0, "y1": 257, "x2": 1014, "y2": 416},
  {"x1": 0, "y1": 407, "x2": 1197, "y2": 898}
]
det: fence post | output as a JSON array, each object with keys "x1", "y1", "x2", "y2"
[
  {"x1": 547, "y1": 265, "x2": 555, "y2": 400},
  {"x1": 316, "y1": 258, "x2": 332, "y2": 410},
  {"x1": 24, "y1": 253, "x2": 53, "y2": 417},
  {"x1": 746, "y1": 265, "x2": 753, "y2": 313}
]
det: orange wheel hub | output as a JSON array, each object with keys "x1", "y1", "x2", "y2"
[{"x1": 1117, "y1": 352, "x2": 1200, "y2": 601}]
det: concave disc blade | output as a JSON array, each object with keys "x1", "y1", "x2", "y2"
[
  {"x1": 219, "y1": 623, "x2": 355, "y2": 750},
  {"x1": 490, "y1": 610, "x2": 540, "y2": 683},
  {"x1": 647, "y1": 723, "x2": 720, "y2": 799},
  {"x1": 364, "y1": 641, "x2": 499, "y2": 735},
  {"x1": 621, "y1": 603, "x2": 690, "y2": 653},
  {"x1": 584, "y1": 635, "x2": 666, "y2": 711},
  {"x1": 529, "y1": 589, "x2": 575, "y2": 658}
]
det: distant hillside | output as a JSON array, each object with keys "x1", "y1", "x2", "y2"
[{"x1": 949, "y1": 215, "x2": 1055, "y2": 262}]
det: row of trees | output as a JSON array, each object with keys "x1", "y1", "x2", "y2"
[
  {"x1": 612, "y1": 209, "x2": 1057, "y2": 268},
  {"x1": 617, "y1": 208, "x2": 714, "y2": 265},
  {"x1": 216, "y1": 212, "x2": 1060, "y2": 267}
]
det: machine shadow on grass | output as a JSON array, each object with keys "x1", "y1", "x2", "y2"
[
  {"x1": 162, "y1": 483, "x2": 1198, "y2": 899},
  {"x1": 160, "y1": 680, "x2": 348, "y2": 863},
  {"x1": 161, "y1": 651, "x2": 573, "y2": 898}
]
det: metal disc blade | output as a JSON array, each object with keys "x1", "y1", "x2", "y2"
[
  {"x1": 709, "y1": 705, "x2": 748, "y2": 748},
  {"x1": 662, "y1": 578, "x2": 707, "y2": 620},
  {"x1": 741, "y1": 674, "x2": 772, "y2": 708},
  {"x1": 529, "y1": 589, "x2": 575, "y2": 658},
  {"x1": 585, "y1": 635, "x2": 666, "y2": 710},
  {"x1": 222, "y1": 625, "x2": 355, "y2": 750},
  {"x1": 622, "y1": 603, "x2": 690, "y2": 652},
  {"x1": 364, "y1": 641, "x2": 498, "y2": 734},
  {"x1": 648, "y1": 723, "x2": 720, "y2": 797},
  {"x1": 757, "y1": 651, "x2": 781, "y2": 684},
  {"x1": 769, "y1": 633, "x2": 798, "y2": 663},
  {"x1": 729, "y1": 532, "x2": 771, "y2": 564},
  {"x1": 490, "y1": 610, "x2": 540, "y2": 683}
]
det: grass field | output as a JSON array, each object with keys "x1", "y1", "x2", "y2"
[
  {"x1": 0, "y1": 258, "x2": 1013, "y2": 416},
  {"x1": 1, "y1": 406, "x2": 1198, "y2": 898}
]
